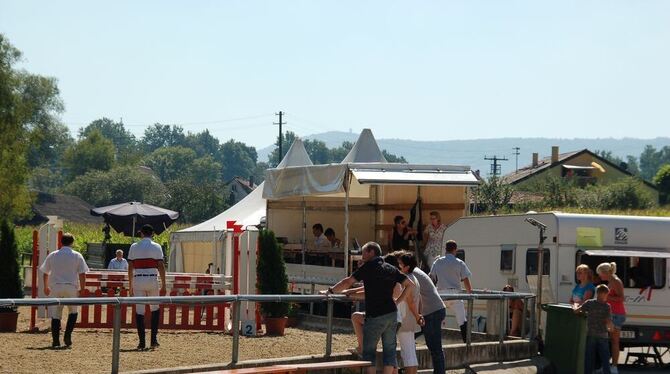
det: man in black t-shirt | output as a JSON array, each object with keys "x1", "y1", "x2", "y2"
[{"x1": 324, "y1": 242, "x2": 423, "y2": 374}]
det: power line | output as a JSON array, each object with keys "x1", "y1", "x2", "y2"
[
  {"x1": 274, "y1": 111, "x2": 285, "y2": 165},
  {"x1": 484, "y1": 155, "x2": 509, "y2": 177},
  {"x1": 512, "y1": 147, "x2": 520, "y2": 172}
]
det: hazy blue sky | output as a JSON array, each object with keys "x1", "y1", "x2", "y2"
[{"x1": 2, "y1": 1, "x2": 669, "y2": 149}]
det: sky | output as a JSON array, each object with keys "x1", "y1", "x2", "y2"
[{"x1": 2, "y1": 1, "x2": 670, "y2": 149}]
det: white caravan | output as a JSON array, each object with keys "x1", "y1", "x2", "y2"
[{"x1": 444, "y1": 212, "x2": 670, "y2": 347}]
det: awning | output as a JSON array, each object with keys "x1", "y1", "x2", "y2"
[
  {"x1": 562, "y1": 165, "x2": 595, "y2": 170},
  {"x1": 583, "y1": 249, "x2": 670, "y2": 259},
  {"x1": 351, "y1": 169, "x2": 480, "y2": 186}
]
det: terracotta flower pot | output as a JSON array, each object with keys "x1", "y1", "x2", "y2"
[
  {"x1": 264, "y1": 316, "x2": 287, "y2": 336},
  {"x1": 286, "y1": 316, "x2": 299, "y2": 328},
  {"x1": 0, "y1": 311, "x2": 19, "y2": 332}
]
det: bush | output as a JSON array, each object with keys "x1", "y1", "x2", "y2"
[
  {"x1": 256, "y1": 229, "x2": 289, "y2": 318},
  {"x1": 577, "y1": 177, "x2": 654, "y2": 210},
  {"x1": 653, "y1": 164, "x2": 670, "y2": 205},
  {"x1": 0, "y1": 220, "x2": 24, "y2": 312}
]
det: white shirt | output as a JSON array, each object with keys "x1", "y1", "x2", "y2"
[
  {"x1": 314, "y1": 233, "x2": 330, "y2": 251},
  {"x1": 128, "y1": 238, "x2": 164, "y2": 275},
  {"x1": 430, "y1": 253, "x2": 472, "y2": 291},
  {"x1": 108, "y1": 257, "x2": 128, "y2": 270},
  {"x1": 39, "y1": 246, "x2": 89, "y2": 289}
]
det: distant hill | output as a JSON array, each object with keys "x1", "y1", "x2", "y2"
[{"x1": 257, "y1": 131, "x2": 670, "y2": 176}]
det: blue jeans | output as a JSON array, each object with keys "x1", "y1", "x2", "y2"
[
  {"x1": 585, "y1": 336, "x2": 611, "y2": 374},
  {"x1": 422, "y1": 308, "x2": 446, "y2": 374},
  {"x1": 363, "y1": 311, "x2": 398, "y2": 367}
]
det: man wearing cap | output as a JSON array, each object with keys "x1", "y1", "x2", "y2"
[
  {"x1": 40, "y1": 233, "x2": 89, "y2": 348},
  {"x1": 128, "y1": 224, "x2": 166, "y2": 350},
  {"x1": 108, "y1": 249, "x2": 128, "y2": 270}
]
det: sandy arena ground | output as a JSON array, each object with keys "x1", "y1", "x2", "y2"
[{"x1": 0, "y1": 307, "x2": 356, "y2": 374}]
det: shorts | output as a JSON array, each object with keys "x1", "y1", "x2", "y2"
[
  {"x1": 397, "y1": 330, "x2": 418, "y2": 367},
  {"x1": 611, "y1": 314, "x2": 626, "y2": 330},
  {"x1": 48, "y1": 284, "x2": 79, "y2": 318}
]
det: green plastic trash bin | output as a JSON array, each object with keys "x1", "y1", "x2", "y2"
[{"x1": 542, "y1": 303, "x2": 587, "y2": 374}]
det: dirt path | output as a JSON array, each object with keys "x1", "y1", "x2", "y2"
[{"x1": 1, "y1": 307, "x2": 356, "y2": 374}]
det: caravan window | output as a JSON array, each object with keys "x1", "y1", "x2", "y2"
[
  {"x1": 525, "y1": 248, "x2": 550, "y2": 276},
  {"x1": 500, "y1": 245, "x2": 515, "y2": 273},
  {"x1": 456, "y1": 249, "x2": 465, "y2": 261},
  {"x1": 577, "y1": 252, "x2": 666, "y2": 289}
]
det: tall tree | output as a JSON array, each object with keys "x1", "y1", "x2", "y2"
[
  {"x1": 382, "y1": 150, "x2": 407, "y2": 163},
  {"x1": 26, "y1": 121, "x2": 73, "y2": 168},
  {"x1": 141, "y1": 124, "x2": 187, "y2": 153},
  {"x1": 654, "y1": 164, "x2": 670, "y2": 205},
  {"x1": 80, "y1": 118, "x2": 138, "y2": 164},
  {"x1": 63, "y1": 129, "x2": 116, "y2": 178},
  {"x1": 65, "y1": 166, "x2": 168, "y2": 207},
  {"x1": 0, "y1": 34, "x2": 64, "y2": 219},
  {"x1": 304, "y1": 139, "x2": 331, "y2": 164},
  {"x1": 639, "y1": 145, "x2": 670, "y2": 181},
  {"x1": 329, "y1": 141, "x2": 354, "y2": 162},
  {"x1": 220, "y1": 139, "x2": 258, "y2": 180},
  {"x1": 185, "y1": 129, "x2": 220, "y2": 158},
  {"x1": 142, "y1": 146, "x2": 197, "y2": 182}
]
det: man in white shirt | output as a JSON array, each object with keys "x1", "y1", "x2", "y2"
[
  {"x1": 39, "y1": 233, "x2": 89, "y2": 348},
  {"x1": 107, "y1": 249, "x2": 128, "y2": 270},
  {"x1": 128, "y1": 224, "x2": 166, "y2": 350},
  {"x1": 430, "y1": 240, "x2": 473, "y2": 343},
  {"x1": 312, "y1": 224, "x2": 330, "y2": 250}
]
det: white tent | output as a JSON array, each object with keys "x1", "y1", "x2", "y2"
[
  {"x1": 263, "y1": 129, "x2": 482, "y2": 286},
  {"x1": 169, "y1": 138, "x2": 313, "y2": 273}
]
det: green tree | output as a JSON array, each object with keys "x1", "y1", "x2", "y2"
[
  {"x1": 304, "y1": 139, "x2": 331, "y2": 164},
  {"x1": 164, "y1": 179, "x2": 227, "y2": 223},
  {"x1": 595, "y1": 150, "x2": 639, "y2": 176},
  {"x1": 143, "y1": 146, "x2": 197, "y2": 182},
  {"x1": 63, "y1": 129, "x2": 116, "y2": 178},
  {"x1": 26, "y1": 121, "x2": 73, "y2": 168},
  {"x1": 141, "y1": 123, "x2": 187, "y2": 152},
  {"x1": 382, "y1": 150, "x2": 407, "y2": 163},
  {"x1": 189, "y1": 155, "x2": 222, "y2": 183},
  {"x1": 256, "y1": 230, "x2": 289, "y2": 318},
  {"x1": 329, "y1": 141, "x2": 354, "y2": 162},
  {"x1": 80, "y1": 118, "x2": 138, "y2": 164},
  {"x1": 64, "y1": 166, "x2": 168, "y2": 207},
  {"x1": 475, "y1": 176, "x2": 514, "y2": 214},
  {"x1": 268, "y1": 131, "x2": 297, "y2": 166},
  {"x1": 185, "y1": 129, "x2": 220, "y2": 158},
  {"x1": 220, "y1": 139, "x2": 258, "y2": 180},
  {"x1": 653, "y1": 164, "x2": 670, "y2": 205},
  {"x1": 0, "y1": 34, "x2": 64, "y2": 219},
  {"x1": 639, "y1": 145, "x2": 670, "y2": 181}
]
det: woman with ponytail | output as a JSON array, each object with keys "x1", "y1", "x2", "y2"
[{"x1": 596, "y1": 262, "x2": 626, "y2": 374}]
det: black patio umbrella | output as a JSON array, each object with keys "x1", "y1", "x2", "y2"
[{"x1": 90, "y1": 202, "x2": 180, "y2": 237}]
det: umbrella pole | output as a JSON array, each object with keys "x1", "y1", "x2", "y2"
[
  {"x1": 132, "y1": 216, "x2": 136, "y2": 241},
  {"x1": 344, "y1": 172, "x2": 350, "y2": 274}
]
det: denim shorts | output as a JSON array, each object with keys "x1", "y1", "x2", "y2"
[
  {"x1": 611, "y1": 314, "x2": 626, "y2": 330},
  {"x1": 362, "y1": 311, "x2": 398, "y2": 367}
]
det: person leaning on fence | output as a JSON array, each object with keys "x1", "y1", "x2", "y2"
[
  {"x1": 574, "y1": 284, "x2": 614, "y2": 374},
  {"x1": 128, "y1": 224, "x2": 167, "y2": 350},
  {"x1": 39, "y1": 232, "x2": 89, "y2": 348},
  {"x1": 430, "y1": 239, "x2": 472, "y2": 343},
  {"x1": 396, "y1": 250, "x2": 447, "y2": 374},
  {"x1": 323, "y1": 241, "x2": 423, "y2": 374},
  {"x1": 108, "y1": 249, "x2": 128, "y2": 270}
]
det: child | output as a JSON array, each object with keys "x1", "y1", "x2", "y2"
[{"x1": 574, "y1": 284, "x2": 614, "y2": 374}]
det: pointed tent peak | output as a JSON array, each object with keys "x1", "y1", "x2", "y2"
[
  {"x1": 276, "y1": 137, "x2": 314, "y2": 168},
  {"x1": 342, "y1": 128, "x2": 388, "y2": 163}
]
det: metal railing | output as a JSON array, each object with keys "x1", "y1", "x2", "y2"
[{"x1": 0, "y1": 290, "x2": 536, "y2": 374}]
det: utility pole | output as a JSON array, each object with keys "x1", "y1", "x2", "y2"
[
  {"x1": 484, "y1": 155, "x2": 509, "y2": 177},
  {"x1": 274, "y1": 111, "x2": 285, "y2": 165},
  {"x1": 512, "y1": 147, "x2": 521, "y2": 172}
]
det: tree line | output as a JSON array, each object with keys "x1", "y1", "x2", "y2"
[{"x1": 0, "y1": 35, "x2": 406, "y2": 224}]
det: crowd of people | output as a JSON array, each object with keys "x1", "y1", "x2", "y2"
[
  {"x1": 571, "y1": 262, "x2": 627, "y2": 374},
  {"x1": 324, "y1": 238, "x2": 473, "y2": 374}
]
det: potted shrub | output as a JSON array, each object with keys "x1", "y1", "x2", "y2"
[
  {"x1": 256, "y1": 229, "x2": 289, "y2": 335},
  {"x1": 0, "y1": 220, "x2": 24, "y2": 332}
]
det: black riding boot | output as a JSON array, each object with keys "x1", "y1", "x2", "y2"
[
  {"x1": 460, "y1": 322, "x2": 468, "y2": 343},
  {"x1": 51, "y1": 319, "x2": 61, "y2": 348},
  {"x1": 63, "y1": 313, "x2": 78, "y2": 347},
  {"x1": 136, "y1": 313, "x2": 146, "y2": 350},
  {"x1": 150, "y1": 310, "x2": 160, "y2": 348}
]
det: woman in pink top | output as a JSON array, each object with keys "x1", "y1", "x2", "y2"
[{"x1": 597, "y1": 262, "x2": 626, "y2": 374}]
